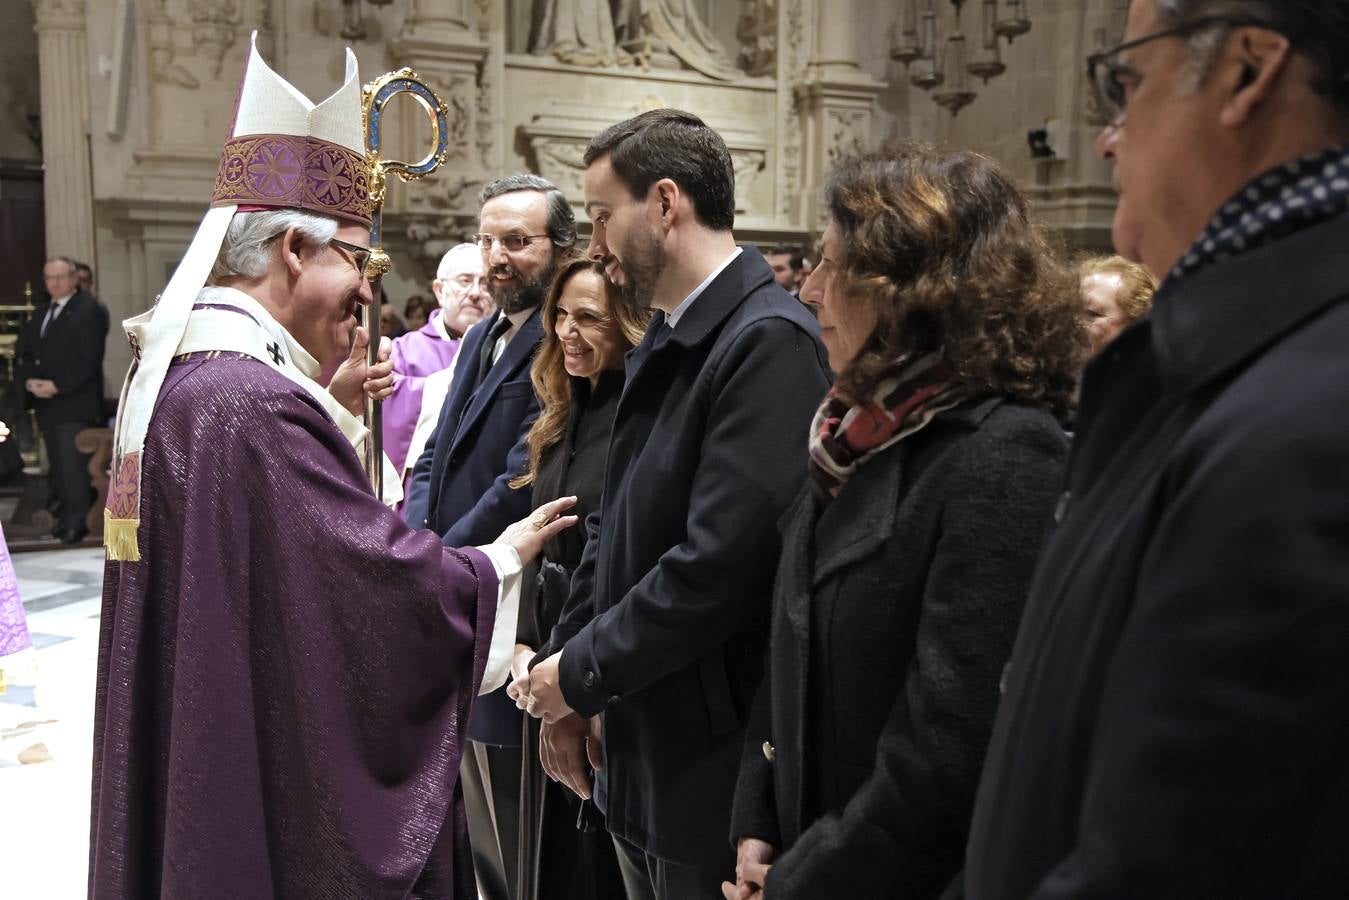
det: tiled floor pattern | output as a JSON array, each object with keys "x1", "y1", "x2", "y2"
[{"x1": 0, "y1": 546, "x2": 104, "y2": 900}]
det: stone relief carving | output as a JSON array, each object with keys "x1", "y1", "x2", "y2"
[
  {"x1": 825, "y1": 109, "x2": 868, "y2": 169},
  {"x1": 530, "y1": 137, "x2": 588, "y2": 201},
  {"x1": 737, "y1": 0, "x2": 776, "y2": 77},
  {"x1": 190, "y1": 0, "x2": 242, "y2": 76},
  {"x1": 145, "y1": 0, "x2": 266, "y2": 89},
  {"x1": 530, "y1": 0, "x2": 633, "y2": 68},
  {"x1": 615, "y1": 0, "x2": 741, "y2": 79},
  {"x1": 522, "y1": 108, "x2": 769, "y2": 216},
  {"x1": 526, "y1": 0, "x2": 742, "y2": 79},
  {"x1": 148, "y1": 1, "x2": 201, "y2": 89},
  {"x1": 476, "y1": 30, "x2": 497, "y2": 168},
  {"x1": 779, "y1": 0, "x2": 806, "y2": 218},
  {"x1": 730, "y1": 149, "x2": 767, "y2": 214}
]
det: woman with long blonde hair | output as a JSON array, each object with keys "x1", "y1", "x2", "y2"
[{"x1": 510, "y1": 257, "x2": 648, "y2": 900}]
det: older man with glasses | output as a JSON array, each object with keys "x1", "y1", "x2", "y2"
[{"x1": 959, "y1": 1, "x2": 1349, "y2": 896}]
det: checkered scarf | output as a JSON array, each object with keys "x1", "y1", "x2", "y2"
[
  {"x1": 1170, "y1": 145, "x2": 1349, "y2": 282},
  {"x1": 808, "y1": 353, "x2": 975, "y2": 501}
]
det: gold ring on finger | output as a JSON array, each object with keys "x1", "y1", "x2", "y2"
[{"x1": 531, "y1": 512, "x2": 549, "y2": 529}]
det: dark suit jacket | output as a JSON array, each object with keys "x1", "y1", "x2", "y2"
[
  {"x1": 964, "y1": 213, "x2": 1349, "y2": 898},
  {"x1": 542, "y1": 248, "x2": 831, "y2": 868},
  {"x1": 730, "y1": 399, "x2": 1066, "y2": 898},
  {"x1": 404, "y1": 307, "x2": 542, "y2": 745},
  {"x1": 16, "y1": 290, "x2": 106, "y2": 425}
]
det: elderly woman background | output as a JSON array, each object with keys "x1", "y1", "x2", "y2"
[
  {"x1": 726, "y1": 143, "x2": 1087, "y2": 899},
  {"x1": 508, "y1": 258, "x2": 648, "y2": 900},
  {"x1": 1079, "y1": 254, "x2": 1157, "y2": 355}
]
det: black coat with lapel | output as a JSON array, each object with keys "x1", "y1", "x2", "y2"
[
  {"x1": 544, "y1": 248, "x2": 831, "y2": 868},
  {"x1": 730, "y1": 399, "x2": 1067, "y2": 898},
  {"x1": 16, "y1": 290, "x2": 107, "y2": 425},
  {"x1": 404, "y1": 306, "x2": 542, "y2": 745},
  {"x1": 965, "y1": 212, "x2": 1349, "y2": 898},
  {"x1": 404, "y1": 307, "x2": 541, "y2": 546}
]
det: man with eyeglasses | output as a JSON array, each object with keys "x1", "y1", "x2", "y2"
[
  {"x1": 383, "y1": 242, "x2": 492, "y2": 483},
  {"x1": 405, "y1": 173, "x2": 577, "y2": 900},
  {"x1": 961, "y1": 2, "x2": 1349, "y2": 896}
]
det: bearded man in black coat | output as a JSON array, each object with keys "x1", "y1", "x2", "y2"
[{"x1": 512, "y1": 109, "x2": 830, "y2": 899}]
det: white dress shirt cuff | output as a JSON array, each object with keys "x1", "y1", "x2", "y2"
[{"x1": 475, "y1": 543, "x2": 523, "y2": 695}]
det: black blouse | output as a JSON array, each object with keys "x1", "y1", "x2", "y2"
[{"x1": 520, "y1": 368, "x2": 623, "y2": 648}]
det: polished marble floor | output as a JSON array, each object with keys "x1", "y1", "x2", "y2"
[{"x1": 0, "y1": 546, "x2": 104, "y2": 900}]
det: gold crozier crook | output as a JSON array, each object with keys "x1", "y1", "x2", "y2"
[{"x1": 360, "y1": 68, "x2": 451, "y2": 498}]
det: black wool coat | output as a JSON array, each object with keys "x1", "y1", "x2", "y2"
[
  {"x1": 542, "y1": 247, "x2": 832, "y2": 870},
  {"x1": 964, "y1": 212, "x2": 1349, "y2": 898},
  {"x1": 731, "y1": 398, "x2": 1067, "y2": 898},
  {"x1": 17, "y1": 290, "x2": 107, "y2": 426}
]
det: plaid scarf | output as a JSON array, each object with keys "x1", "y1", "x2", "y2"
[
  {"x1": 1169, "y1": 145, "x2": 1349, "y2": 283},
  {"x1": 808, "y1": 353, "x2": 974, "y2": 501}
]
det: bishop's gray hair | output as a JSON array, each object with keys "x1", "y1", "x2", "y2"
[
  {"x1": 1156, "y1": 0, "x2": 1349, "y2": 116},
  {"x1": 208, "y1": 209, "x2": 338, "y2": 284},
  {"x1": 479, "y1": 173, "x2": 577, "y2": 250}
]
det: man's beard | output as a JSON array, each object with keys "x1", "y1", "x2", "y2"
[
  {"x1": 488, "y1": 258, "x2": 556, "y2": 314},
  {"x1": 614, "y1": 221, "x2": 664, "y2": 312}
]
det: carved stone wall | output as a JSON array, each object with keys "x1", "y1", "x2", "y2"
[{"x1": 20, "y1": 0, "x2": 1124, "y2": 385}]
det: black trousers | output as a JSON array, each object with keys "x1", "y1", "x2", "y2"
[
  {"x1": 41, "y1": 419, "x2": 93, "y2": 533},
  {"x1": 461, "y1": 741, "x2": 522, "y2": 900},
  {"x1": 613, "y1": 835, "x2": 728, "y2": 900}
]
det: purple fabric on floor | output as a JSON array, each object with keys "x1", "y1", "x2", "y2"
[
  {"x1": 0, "y1": 525, "x2": 28, "y2": 658},
  {"x1": 90, "y1": 352, "x2": 497, "y2": 899},
  {"x1": 383, "y1": 311, "x2": 461, "y2": 473}
]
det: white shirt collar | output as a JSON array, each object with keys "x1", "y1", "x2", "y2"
[
  {"x1": 430, "y1": 308, "x2": 454, "y2": 342},
  {"x1": 197, "y1": 285, "x2": 321, "y2": 379},
  {"x1": 667, "y1": 247, "x2": 742, "y2": 330},
  {"x1": 51, "y1": 291, "x2": 75, "y2": 307},
  {"x1": 488, "y1": 306, "x2": 537, "y2": 365}
]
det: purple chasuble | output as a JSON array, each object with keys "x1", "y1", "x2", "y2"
[
  {"x1": 383, "y1": 311, "x2": 461, "y2": 473},
  {"x1": 0, "y1": 525, "x2": 28, "y2": 659},
  {"x1": 90, "y1": 353, "x2": 497, "y2": 899}
]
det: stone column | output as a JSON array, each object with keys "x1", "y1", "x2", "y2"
[
  {"x1": 33, "y1": 0, "x2": 94, "y2": 264},
  {"x1": 794, "y1": 0, "x2": 885, "y2": 229},
  {"x1": 387, "y1": 0, "x2": 491, "y2": 274}
]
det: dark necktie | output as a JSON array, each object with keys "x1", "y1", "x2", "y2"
[
  {"x1": 476, "y1": 315, "x2": 512, "y2": 386},
  {"x1": 41, "y1": 302, "x2": 63, "y2": 337}
]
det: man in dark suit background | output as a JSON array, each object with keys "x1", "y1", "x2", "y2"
[
  {"x1": 515, "y1": 109, "x2": 831, "y2": 899},
  {"x1": 17, "y1": 255, "x2": 108, "y2": 543},
  {"x1": 404, "y1": 173, "x2": 576, "y2": 900}
]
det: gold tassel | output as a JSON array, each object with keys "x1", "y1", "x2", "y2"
[{"x1": 103, "y1": 509, "x2": 142, "y2": 562}]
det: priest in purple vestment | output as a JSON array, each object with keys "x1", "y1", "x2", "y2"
[
  {"x1": 382, "y1": 242, "x2": 491, "y2": 474},
  {"x1": 90, "y1": 37, "x2": 577, "y2": 900}
]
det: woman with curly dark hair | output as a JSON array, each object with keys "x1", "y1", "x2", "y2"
[
  {"x1": 508, "y1": 257, "x2": 647, "y2": 900},
  {"x1": 726, "y1": 142, "x2": 1087, "y2": 900}
]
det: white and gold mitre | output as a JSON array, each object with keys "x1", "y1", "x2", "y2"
[{"x1": 105, "y1": 33, "x2": 368, "y2": 562}]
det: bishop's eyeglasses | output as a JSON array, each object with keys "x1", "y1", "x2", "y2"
[{"x1": 328, "y1": 237, "x2": 373, "y2": 278}]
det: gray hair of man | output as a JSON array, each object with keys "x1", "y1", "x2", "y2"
[
  {"x1": 478, "y1": 173, "x2": 578, "y2": 250},
  {"x1": 435, "y1": 241, "x2": 483, "y2": 281},
  {"x1": 1157, "y1": 1, "x2": 1349, "y2": 117},
  {"x1": 208, "y1": 209, "x2": 339, "y2": 284},
  {"x1": 45, "y1": 256, "x2": 78, "y2": 275}
]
